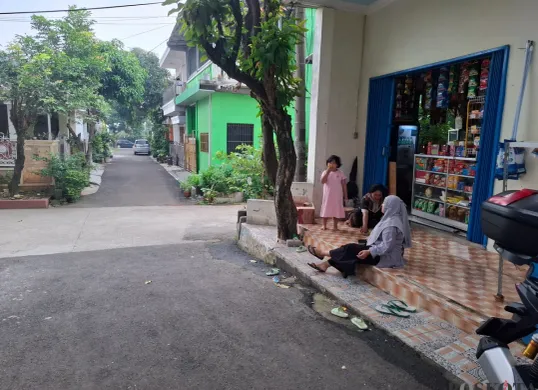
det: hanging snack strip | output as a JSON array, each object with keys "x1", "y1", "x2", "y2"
[
  {"x1": 424, "y1": 70, "x2": 433, "y2": 110},
  {"x1": 467, "y1": 61, "x2": 480, "y2": 99},
  {"x1": 479, "y1": 58, "x2": 490, "y2": 96},
  {"x1": 436, "y1": 67, "x2": 449, "y2": 109}
]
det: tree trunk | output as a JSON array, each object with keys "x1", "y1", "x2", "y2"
[
  {"x1": 294, "y1": 6, "x2": 307, "y2": 182},
  {"x1": 66, "y1": 120, "x2": 83, "y2": 152},
  {"x1": 86, "y1": 122, "x2": 95, "y2": 165},
  {"x1": 271, "y1": 109, "x2": 298, "y2": 240},
  {"x1": 261, "y1": 113, "x2": 278, "y2": 187},
  {"x1": 9, "y1": 135, "x2": 25, "y2": 196}
]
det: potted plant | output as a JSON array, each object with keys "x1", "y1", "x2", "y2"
[
  {"x1": 202, "y1": 187, "x2": 217, "y2": 204},
  {"x1": 180, "y1": 181, "x2": 191, "y2": 198}
]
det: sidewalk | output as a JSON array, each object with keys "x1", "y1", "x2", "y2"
[
  {"x1": 81, "y1": 163, "x2": 106, "y2": 196},
  {"x1": 151, "y1": 158, "x2": 191, "y2": 183},
  {"x1": 238, "y1": 223, "x2": 529, "y2": 387}
]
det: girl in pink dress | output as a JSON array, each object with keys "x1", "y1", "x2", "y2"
[{"x1": 320, "y1": 155, "x2": 348, "y2": 230}]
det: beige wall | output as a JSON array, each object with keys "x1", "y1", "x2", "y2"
[
  {"x1": 356, "y1": 0, "x2": 538, "y2": 193},
  {"x1": 308, "y1": 8, "x2": 365, "y2": 209}
]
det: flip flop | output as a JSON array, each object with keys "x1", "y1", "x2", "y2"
[
  {"x1": 351, "y1": 317, "x2": 368, "y2": 330},
  {"x1": 330, "y1": 307, "x2": 349, "y2": 318},
  {"x1": 307, "y1": 263, "x2": 326, "y2": 273},
  {"x1": 266, "y1": 268, "x2": 280, "y2": 276},
  {"x1": 387, "y1": 300, "x2": 417, "y2": 313},
  {"x1": 307, "y1": 245, "x2": 324, "y2": 260},
  {"x1": 296, "y1": 246, "x2": 307, "y2": 253},
  {"x1": 375, "y1": 304, "x2": 410, "y2": 318}
]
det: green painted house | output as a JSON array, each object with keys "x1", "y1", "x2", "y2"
[{"x1": 160, "y1": 9, "x2": 316, "y2": 173}]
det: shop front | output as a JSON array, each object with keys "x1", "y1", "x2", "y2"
[{"x1": 362, "y1": 47, "x2": 509, "y2": 244}]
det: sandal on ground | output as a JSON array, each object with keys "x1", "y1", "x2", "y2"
[
  {"x1": 351, "y1": 317, "x2": 368, "y2": 330},
  {"x1": 307, "y1": 263, "x2": 326, "y2": 273},
  {"x1": 265, "y1": 268, "x2": 280, "y2": 276},
  {"x1": 296, "y1": 246, "x2": 307, "y2": 253},
  {"x1": 387, "y1": 300, "x2": 416, "y2": 313},
  {"x1": 307, "y1": 245, "x2": 324, "y2": 260},
  {"x1": 330, "y1": 306, "x2": 349, "y2": 318},
  {"x1": 375, "y1": 304, "x2": 410, "y2": 318}
]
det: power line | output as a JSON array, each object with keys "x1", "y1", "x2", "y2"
[
  {"x1": 121, "y1": 25, "x2": 169, "y2": 40},
  {"x1": 148, "y1": 38, "x2": 169, "y2": 53},
  {"x1": 0, "y1": 2, "x2": 164, "y2": 15}
]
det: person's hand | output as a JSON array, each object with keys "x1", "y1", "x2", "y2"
[
  {"x1": 327, "y1": 162, "x2": 336, "y2": 171},
  {"x1": 357, "y1": 250, "x2": 371, "y2": 260},
  {"x1": 360, "y1": 226, "x2": 368, "y2": 234}
]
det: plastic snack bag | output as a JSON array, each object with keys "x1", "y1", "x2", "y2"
[{"x1": 495, "y1": 141, "x2": 527, "y2": 179}]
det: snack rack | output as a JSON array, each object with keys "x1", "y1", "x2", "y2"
[
  {"x1": 465, "y1": 96, "x2": 485, "y2": 157},
  {"x1": 411, "y1": 154, "x2": 477, "y2": 231}
]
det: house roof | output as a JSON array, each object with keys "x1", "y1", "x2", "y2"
[{"x1": 167, "y1": 22, "x2": 188, "y2": 51}]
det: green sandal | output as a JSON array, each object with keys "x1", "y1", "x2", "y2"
[
  {"x1": 330, "y1": 306, "x2": 349, "y2": 318},
  {"x1": 387, "y1": 300, "x2": 416, "y2": 313},
  {"x1": 296, "y1": 246, "x2": 307, "y2": 253},
  {"x1": 375, "y1": 304, "x2": 410, "y2": 318},
  {"x1": 351, "y1": 317, "x2": 368, "y2": 330}
]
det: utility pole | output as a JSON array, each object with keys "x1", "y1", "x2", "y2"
[{"x1": 294, "y1": 6, "x2": 306, "y2": 182}]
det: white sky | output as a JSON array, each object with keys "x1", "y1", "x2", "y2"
[{"x1": 0, "y1": 1, "x2": 178, "y2": 60}]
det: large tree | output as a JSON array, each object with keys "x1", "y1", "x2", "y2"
[{"x1": 167, "y1": 0, "x2": 306, "y2": 240}]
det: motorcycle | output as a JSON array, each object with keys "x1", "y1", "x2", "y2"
[{"x1": 477, "y1": 189, "x2": 538, "y2": 389}]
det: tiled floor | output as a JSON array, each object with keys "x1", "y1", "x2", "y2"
[{"x1": 300, "y1": 220, "x2": 527, "y2": 334}]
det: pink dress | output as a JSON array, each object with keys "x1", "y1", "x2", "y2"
[{"x1": 320, "y1": 169, "x2": 346, "y2": 218}]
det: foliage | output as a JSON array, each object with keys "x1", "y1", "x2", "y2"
[
  {"x1": 186, "y1": 174, "x2": 200, "y2": 188},
  {"x1": 0, "y1": 171, "x2": 14, "y2": 186},
  {"x1": 91, "y1": 131, "x2": 114, "y2": 162},
  {"x1": 198, "y1": 165, "x2": 234, "y2": 194},
  {"x1": 166, "y1": 0, "x2": 306, "y2": 239},
  {"x1": 179, "y1": 180, "x2": 192, "y2": 191},
  {"x1": 149, "y1": 123, "x2": 169, "y2": 158},
  {"x1": 38, "y1": 153, "x2": 91, "y2": 202},
  {"x1": 418, "y1": 112, "x2": 451, "y2": 146},
  {"x1": 215, "y1": 145, "x2": 273, "y2": 199}
]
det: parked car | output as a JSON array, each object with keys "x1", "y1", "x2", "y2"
[
  {"x1": 133, "y1": 139, "x2": 151, "y2": 155},
  {"x1": 117, "y1": 139, "x2": 134, "y2": 148}
]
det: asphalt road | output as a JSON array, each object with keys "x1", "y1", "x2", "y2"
[
  {"x1": 0, "y1": 241, "x2": 449, "y2": 390},
  {"x1": 71, "y1": 149, "x2": 187, "y2": 208}
]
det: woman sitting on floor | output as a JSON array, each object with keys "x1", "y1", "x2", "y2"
[
  {"x1": 307, "y1": 195, "x2": 411, "y2": 278},
  {"x1": 346, "y1": 184, "x2": 387, "y2": 234}
]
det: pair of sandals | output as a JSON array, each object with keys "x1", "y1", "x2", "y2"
[
  {"x1": 306, "y1": 246, "x2": 326, "y2": 272},
  {"x1": 375, "y1": 300, "x2": 416, "y2": 318},
  {"x1": 331, "y1": 306, "x2": 368, "y2": 331}
]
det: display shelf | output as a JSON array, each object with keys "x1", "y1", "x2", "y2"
[
  {"x1": 411, "y1": 209, "x2": 468, "y2": 232},
  {"x1": 414, "y1": 195, "x2": 444, "y2": 204},
  {"x1": 412, "y1": 154, "x2": 474, "y2": 232},
  {"x1": 416, "y1": 169, "x2": 447, "y2": 175},
  {"x1": 415, "y1": 182, "x2": 446, "y2": 190},
  {"x1": 415, "y1": 154, "x2": 477, "y2": 162}
]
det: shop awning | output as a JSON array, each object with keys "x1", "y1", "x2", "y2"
[{"x1": 175, "y1": 82, "x2": 214, "y2": 106}]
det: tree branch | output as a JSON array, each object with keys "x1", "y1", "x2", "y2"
[
  {"x1": 243, "y1": 0, "x2": 261, "y2": 57},
  {"x1": 228, "y1": 0, "x2": 244, "y2": 66}
]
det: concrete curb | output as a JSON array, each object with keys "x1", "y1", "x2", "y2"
[
  {"x1": 0, "y1": 198, "x2": 50, "y2": 209},
  {"x1": 238, "y1": 223, "x2": 465, "y2": 388},
  {"x1": 82, "y1": 163, "x2": 106, "y2": 197}
]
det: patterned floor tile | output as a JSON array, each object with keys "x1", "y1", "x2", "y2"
[{"x1": 300, "y1": 220, "x2": 522, "y2": 335}]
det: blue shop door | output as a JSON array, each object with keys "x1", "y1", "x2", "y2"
[{"x1": 362, "y1": 77, "x2": 395, "y2": 195}]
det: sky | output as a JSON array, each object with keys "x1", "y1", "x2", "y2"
[{"x1": 0, "y1": 1, "x2": 178, "y2": 60}]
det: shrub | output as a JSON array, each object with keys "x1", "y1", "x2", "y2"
[
  {"x1": 92, "y1": 132, "x2": 114, "y2": 163},
  {"x1": 215, "y1": 145, "x2": 273, "y2": 199},
  {"x1": 38, "y1": 153, "x2": 91, "y2": 203}
]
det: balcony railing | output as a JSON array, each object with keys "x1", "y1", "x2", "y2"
[
  {"x1": 162, "y1": 82, "x2": 186, "y2": 105},
  {"x1": 0, "y1": 138, "x2": 16, "y2": 166}
]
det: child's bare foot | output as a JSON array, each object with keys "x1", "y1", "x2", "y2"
[{"x1": 321, "y1": 226, "x2": 327, "y2": 231}]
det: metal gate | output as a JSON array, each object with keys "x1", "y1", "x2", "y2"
[{"x1": 185, "y1": 137, "x2": 197, "y2": 173}]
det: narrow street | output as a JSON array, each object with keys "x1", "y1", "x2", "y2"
[{"x1": 0, "y1": 151, "x2": 449, "y2": 390}]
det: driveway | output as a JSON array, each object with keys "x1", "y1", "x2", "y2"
[{"x1": 72, "y1": 149, "x2": 186, "y2": 208}]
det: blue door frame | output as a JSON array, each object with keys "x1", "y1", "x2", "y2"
[{"x1": 363, "y1": 45, "x2": 510, "y2": 245}]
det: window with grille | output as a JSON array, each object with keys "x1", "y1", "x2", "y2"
[
  {"x1": 187, "y1": 47, "x2": 198, "y2": 78},
  {"x1": 226, "y1": 124, "x2": 254, "y2": 154},
  {"x1": 200, "y1": 133, "x2": 209, "y2": 153}
]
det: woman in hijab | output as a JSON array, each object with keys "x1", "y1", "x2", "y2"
[{"x1": 307, "y1": 195, "x2": 412, "y2": 278}]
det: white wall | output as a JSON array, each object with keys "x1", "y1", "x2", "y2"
[
  {"x1": 356, "y1": 0, "x2": 538, "y2": 193},
  {"x1": 308, "y1": 8, "x2": 365, "y2": 209}
]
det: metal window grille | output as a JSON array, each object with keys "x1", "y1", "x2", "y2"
[{"x1": 226, "y1": 123, "x2": 254, "y2": 154}]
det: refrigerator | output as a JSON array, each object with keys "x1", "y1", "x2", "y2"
[{"x1": 396, "y1": 125, "x2": 418, "y2": 207}]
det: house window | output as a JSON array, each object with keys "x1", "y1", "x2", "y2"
[
  {"x1": 179, "y1": 126, "x2": 185, "y2": 144},
  {"x1": 226, "y1": 123, "x2": 254, "y2": 154},
  {"x1": 200, "y1": 133, "x2": 209, "y2": 153}
]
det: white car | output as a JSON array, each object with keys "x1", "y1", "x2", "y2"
[{"x1": 133, "y1": 139, "x2": 151, "y2": 155}]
